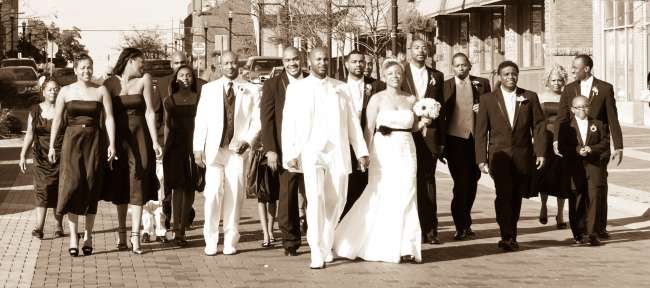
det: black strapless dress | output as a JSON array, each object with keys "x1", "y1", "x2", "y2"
[
  {"x1": 56, "y1": 100, "x2": 103, "y2": 215},
  {"x1": 31, "y1": 104, "x2": 63, "y2": 208},
  {"x1": 534, "y1": 102, "x2": 570, "y2": 199},
  {"x1": 162, "y1": 93, "x2": 201, "y2": 191},
  {"x1": 102, "y1": 94, "x2": 158, "y2": 205}
]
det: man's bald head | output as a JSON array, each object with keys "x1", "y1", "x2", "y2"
[
  {"x1": 309, "y1": 47, "x2": 329, "y2": 79},
  {"x1": 170, "y1": 51, "x2": 188, "y2": 72},
  {"x1": 219, "y1": 51, "x2": 239, "y2": 79},
  {"x1": 282, "y1": 46, "x2": 302, "y2": 78}
]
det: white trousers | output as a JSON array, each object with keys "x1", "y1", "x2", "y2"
[
  {"x1": 142, "y1": 161, "x2": 166, "y2": 237},
  {"x1": 301, "y1": 151, "x2": 348, "y2": 265},
  {"x1": 203, "y1": 148, "x2": 245, "y2": 253}
]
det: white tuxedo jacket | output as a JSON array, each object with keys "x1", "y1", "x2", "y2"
[
  {"x1": 281, "y1": 75, "x2": 369, "y2": 174},
  {"x1": 193, "y1": 76, "x2": 261, "y2": 165}
]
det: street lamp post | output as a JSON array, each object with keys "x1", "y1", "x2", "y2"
[
  {"x1": 203, "y1": 20, "x2": 208, "y2": 69},
  {"x1": 391, "y1": 0, "x2": 398, "y2": 57},
  {"x1": 228, "y1": 10, "x2": 233, "y2": 51}
]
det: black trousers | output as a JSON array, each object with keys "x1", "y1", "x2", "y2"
[
  {"x1": 341, "y1": 171, "x2": 368, "y2": 219},
  {"x1": 596, "y1": 159, "x2": 609, "y2": 233},
  {"x1": 490, "y1": 156, "x2": 528, "y2": 241},
  {"x1": 446, "y1": 135, "x2": 480, "y2": 232},
  {"x1": 277, "y1": 170, "x2": 305, "y2": 250},
  {"x1": 568, "y1": 180, "x2": 600, "y2": 239},
  {"x1": 417, "y1": 161, "x2": 438, "y2": 240}
]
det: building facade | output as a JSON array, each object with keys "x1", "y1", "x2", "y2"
[{"x1": 0, "y1": 0, "x2": 19, "y2": 58}]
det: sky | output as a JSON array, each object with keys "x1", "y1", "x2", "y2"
[{"x1": 23, "y1": 0, "x2": 189, "y2": 76}]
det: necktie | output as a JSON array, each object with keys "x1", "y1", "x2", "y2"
[{"x1": 226, "y1": 81, "x2": 235, "y2": 106}]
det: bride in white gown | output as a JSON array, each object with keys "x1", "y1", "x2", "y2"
[{"x1": 334, "y1": 60, "x2": 430, "y2": 263}]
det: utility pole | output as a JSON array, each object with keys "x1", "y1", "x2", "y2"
[{"x1": 391, "y1": 0, "x2": 398, "y2": 57}]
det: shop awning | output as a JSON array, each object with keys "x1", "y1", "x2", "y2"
[{"x1": 417, "y1": 0, "x2": 503, "y2": 18}]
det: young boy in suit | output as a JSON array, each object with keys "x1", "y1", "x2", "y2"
[{"x1": 557, "y1": 96, "x2": 610, "y2": 246}]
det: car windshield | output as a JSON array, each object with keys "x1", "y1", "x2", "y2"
[
  {"x1": 3, "y1": 67, "x2": 37, "y2": 81},
  {"x1": 248, "y1": 59, "x2": 283, "y2": 74}
]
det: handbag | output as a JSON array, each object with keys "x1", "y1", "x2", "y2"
[{"x1": 246, "y1": 149, "x2": 279, "y2": 202}]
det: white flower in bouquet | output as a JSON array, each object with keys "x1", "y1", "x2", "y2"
[{"x1": 413, "y1": 98, "x2": 441, "y2": 120}]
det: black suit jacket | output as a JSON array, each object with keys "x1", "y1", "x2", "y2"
[
  {"x1": 558, "y1": 117, "x2": 609, "y2": 188},
  {"x1": 401, "y1": 63, "x2": 445, "y2": 156},
  {"x1": 556, "y1": 78, "x2": 623, "y2": 153},
  {"x1": 475, "y1": 87, "x2": 547, "y2": 174},
  {"x1": 338, "y1": 75, "x2": 383, "y2": 131},
  {"x1": 154, "y1": 74, "x2": 206, "y2": 144},
  {"x1": 260, "y1": 70, "x2": 309, "y2": 163},
  {"x1": 441, "y1": 75, "x2": 491, "y2": 140}
]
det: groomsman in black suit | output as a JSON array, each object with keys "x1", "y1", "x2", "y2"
[
  {"x1": 402, "y1": 39, "x2": 445, "y2": 244},
  {"x1": 441, "y1": 53, "x2": 491, "y2": 240},
  {"x1": 260, "y1": 46, "x2": 309, "y2": 256},
  {"x1": 339, "y1": 50, "x2": 382, "y2": 218},
  {"x1": 475, "y1": 61, "x2": 546, "y2": 251},
  {"x1": 554, "y1": 54, "x2": 624, "y2": 239}
]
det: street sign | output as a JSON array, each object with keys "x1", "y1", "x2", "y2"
[{"x1": 192, "y1": 42, "x2": 206, "y2": 57}]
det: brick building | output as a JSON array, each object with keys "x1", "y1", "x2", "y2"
[{"x1": 0, "y1": 0, "x2": 19, "y2": 58}]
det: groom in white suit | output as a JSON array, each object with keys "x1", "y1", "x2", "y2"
[
  {"x1": 282, "y1": 47, "x2": 369, "y2": 269},
  {"x1": 193, "y1": 51, "x2": 261, "y2": 256}
]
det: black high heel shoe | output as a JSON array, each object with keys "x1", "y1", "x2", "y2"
[
  {"x1": 116, "y1": 227, "x2": 128, "y2": 251},
  {"x1": 82, "y1": 233, "x2": 93, "y2": 256},
  {"x1": 130, "y1": 232, "x2": 143, "y2": 254},
  {"x1": 32, "y1": 229, "x2": 44, "y2": 239}
]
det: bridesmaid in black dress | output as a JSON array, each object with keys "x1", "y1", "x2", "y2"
[
  {"x1": 163, "y1": 65, "x2": 200, "y2": 246},
  {"x1": 19, "y1": 78, "x2": 64, "y2": 239},
  {"x1": 49, "y1": 54, "x2": 117, "y2": 256},
  {"x1": 102, "y1": 48, "x2": 162, "y2": 254}
]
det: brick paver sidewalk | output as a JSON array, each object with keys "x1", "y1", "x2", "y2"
[{"x1": 2, "y1": 127, "x2": 650, "y2": 288}]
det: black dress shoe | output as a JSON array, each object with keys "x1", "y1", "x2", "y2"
[
  {"x1": 589, "y1": 235, "x2": 602, "y2": 246},
  {"x1": 142, "y1": 233, "x2": 151, "y2": 243},
  {"x1": 498, "y1": 240, "x2": 514, "y2": 251},
  {"x1": 430, "y1": 236, "x2": 442, "y2": 245},
  {"x1": 284, "y1": 247, "x2": 298, "y2": 256},
  {"x1": 453, "y1": 230, "x2": 467, "y2": 241},
  {"x1": 465, "y1": 228, "x2": 477, "y2": 238},
  {"x1": 510, "y1": 239, "x2": 520, "y2": 250},
  {"x1": 598, "y1": 231, "x2": 610, "y2": 239},
  {"x1": 32, "y1": 229, "x2": 44, "y2": 239},
  {"x1": 573, "y1": 234, "x2": 586, "y2": 245},
  {"x1": 156, "y1": 236, "x2": 169, "y2": 243}
]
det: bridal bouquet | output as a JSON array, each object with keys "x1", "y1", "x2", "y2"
[
  {"x1": 413, "y1": 98, "x2": 441, "y2": 137},
  {"x1": 413, "y1": 98, "x2": 441, "y2": 120}
]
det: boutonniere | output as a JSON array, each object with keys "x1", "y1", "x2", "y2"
[
  {"x1": 364, "y1": 84, "x2": 373, "y2": 96},
  {"x1": 471, "y1": 80, "x2": 481, "y2": 88},
  {"x1": 429, "y1": 77, "x2": 436, "y2": 87},
  {"x1": 591, "y1": 87, "x2": 599, "y2": 97},
  {"x1": 516, "y1": 95, "x2": 528, "y2": 103},
  {"x1": 238, "y1": 85, "x2": 248, "y2": 94},
  {"x1": 590, "y1": 124, "x2": 598, "y2": 132}
]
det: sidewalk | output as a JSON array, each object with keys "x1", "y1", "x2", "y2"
[{"x1": 1, "y1": 126, "x2": 650, "y2": 287}]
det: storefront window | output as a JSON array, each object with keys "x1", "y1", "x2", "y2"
[{"x1": 603, "y1": 0, "x2": 635, "y2": 101}]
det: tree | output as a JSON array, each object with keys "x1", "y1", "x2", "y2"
[
  {"x1": 121, "y1": 30, "x2": 168, "y2": 59},
  {"x1": 56, "y1": 27, "x2": 88, "y2": 63}
]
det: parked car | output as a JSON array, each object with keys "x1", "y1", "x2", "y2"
[
  {"x1": 1, "y1": 58, "x2": 38, "y2": 72},
  {"x1": 0, "y1": 66, "x2": 40, "y2": 107},
  {"x1": 269, "y1": 66, "x2": 285, "y2": 79},
  {"x1": 244, "y1": 56, "x2": 283, "y2": 83},
  {"x1": 53, "y1": 67, "x2": 76, "y2": 86}
]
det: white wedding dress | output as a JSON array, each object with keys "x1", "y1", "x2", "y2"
[{"x1": 334, "y1": 109, "x2": 421, "y2": 263}]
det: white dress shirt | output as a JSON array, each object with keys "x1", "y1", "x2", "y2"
[
  {"x1": 287, "y1": 72, "x2": 303, "y2": 84},
  {"x1": 409, "y1": 63, "x2": 428, "y2": 99},
  {"x1": 346, "y1": 76, "x2": 365, "y2": 118},
  {"x1": 580, "y1": 75, "x2": 594, "y2": 98},
  {"x1": 500, "y1": 87, "x2": 517, "y2": 127},
  {"x1": 576, "y1": 117, "x2": 588, "y2": 144}
]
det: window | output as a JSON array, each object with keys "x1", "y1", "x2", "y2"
[
  {"x1": 521, "y1": 3, "x2": 544, "y2": 68},
  {"x1": 480, "y1": 10, "x2": 504, "y2": 73},
  {"x1": 603, "y1": 0, "x2": 635, "y2": 101}
]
